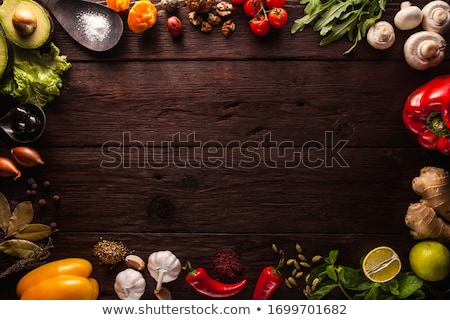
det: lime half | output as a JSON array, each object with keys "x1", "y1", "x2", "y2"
[{"x1": 362, "y1": 246, "x2": 402, "y2": 283}]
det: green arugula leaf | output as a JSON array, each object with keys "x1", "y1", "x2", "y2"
[{"x1": 291, "y1": 0, "x2": 388, "y2": 54}]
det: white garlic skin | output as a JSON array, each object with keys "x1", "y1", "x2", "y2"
[{"x1": 114, "y1": 268, "x2": 146, "y2": 300}]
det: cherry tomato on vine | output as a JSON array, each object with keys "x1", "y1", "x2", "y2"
[
  {"x1": 243, "y1": 0, "x2": 263, "y2": 17},
  {"x1": 249, "y1": 15, "x2": 270, "y2": 36},
  {"x1": 264, "y1": 0, "x2": 285, "y2": 9},
  {"x1": 268, "y1": 7, "x2": 288, "y2": 28},
  {"x1": 231, "y1": 0, "x2": 246, "y2": 4},
  {"x1": 167, "y1": 16, "x2": 182, "y2": 36}
]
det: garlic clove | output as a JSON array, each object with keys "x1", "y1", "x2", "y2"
[{"x1": 125, "y1": 254, "x2": 146, "y2": 271}]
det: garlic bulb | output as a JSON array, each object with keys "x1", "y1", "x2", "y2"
[{"x1": 114, "y1": 268, "x2": 146, "y2": 300}]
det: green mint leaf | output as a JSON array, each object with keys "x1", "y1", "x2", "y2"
[
  {"x1": 308, "y1": 283, "x2": 338, "y2": 300},
  {"x1": 325, "y1": 249, "x2": 339, "y2": 265},
  {"x1": 326, "y1": 264, "x2": 338, "y2": 281},
  {"x1": 397, "y1": 273, "x2": 424, "y2": 299},
  {"x1": 338, "y1": 266, "x2": 360, "y2": 289}
]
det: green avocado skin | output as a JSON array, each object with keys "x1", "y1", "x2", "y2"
[
  {"x1": 0, "y1": 0, "x2": 54, "y2": 49},
  {"x1": 0, "y1": 28, "x2": 13, "y2": 82}
]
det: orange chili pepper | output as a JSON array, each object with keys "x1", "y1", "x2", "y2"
[
  {"x1": 106, "y1": 0, "x2": 130, "y2": 12},
  {"x1": 127, "y1": 0, "x2": 158, "y2": 33}
]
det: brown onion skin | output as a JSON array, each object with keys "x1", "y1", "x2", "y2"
[
  {"x1": 0, "y1": 157, "x2": 21, "y2": 180},
  {"x1": 11, "y1": 146, "x2": 45, "y2": 167}
]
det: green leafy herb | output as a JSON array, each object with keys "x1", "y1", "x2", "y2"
[
  {"x1": 306, "y1": 250, "x2": 425, "y2": 299},
  {"x1": 0, "y1": 42, "x2": 72, "y2": 108},
  {"x1": 291, "y1": 0, "x2": 388, "y2": 54}
]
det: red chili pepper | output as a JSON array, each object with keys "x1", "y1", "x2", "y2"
[
  {"x1": 252, "y1": 266, "x2": 282, "y2": 300},
  {"x1": 185, "y1": 267, "x2": 247, "y2": 298},
  {"x1": 403, "y1": 75, "x2": 450, "y2": 156},
  {"x1": 252, "y1": 249, "x2": 284, "y2": 300}
]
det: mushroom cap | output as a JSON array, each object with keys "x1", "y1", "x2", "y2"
[
  {"x1": 367, "y1": 21, "x2": 395, "y2": 50},
  {"x1": 394, "y1": 2, "x2": 423, "y2": 30},
  {"x1": 422, "y1": 0, "x2": 450, "y2": 34},
  {"x1": 147, "y1": 250, "x2": 182, "y2": 283},
  {"x1": 403, "y1": 31, "x2": 446, "y2": 70}
]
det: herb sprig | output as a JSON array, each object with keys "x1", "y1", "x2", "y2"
[
  {"x1": 305, "y1": 250, "x2": 426, "y2": 299},
  {"x1": 291, "y1": 0, "x2": 388, "y2": 54}
]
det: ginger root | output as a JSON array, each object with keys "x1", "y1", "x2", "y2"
[
  {"x1": 405, "y1": 202, "x2": 450, "y2": 242},
  {"x1": 405, "y1": 166, "x2": 450, "y2": 242},
  {"x1": 412, "y1": 166, "x2": 450, "y2": 220}
]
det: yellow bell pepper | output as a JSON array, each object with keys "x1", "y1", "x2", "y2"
[{"x1": 16, "y1": 258, "x2": 99, "y2": 300}]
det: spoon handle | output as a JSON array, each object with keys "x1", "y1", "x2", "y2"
[{"x1": 38, "y1": 0, "x2": 57, "y2": 11}]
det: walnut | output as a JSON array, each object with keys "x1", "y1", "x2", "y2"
[
  {"x1": 186, "y1": 0, "x2": 214, "y2": 13},
  {"x1": 208, "y1": 13, "x2": 222, "y2": 26},
  {"x1": 221, "y1": 19, "x2": 235, "y2": 37},
  {"x1": 216, "y1": 1, "x2": 233, "y2": 17},
  {"x1": 188, "y1": 11, "x2": 203, "y2": 26},
  {"x1": 201, "y1": 21, "x2": 213, "y2": 32}
]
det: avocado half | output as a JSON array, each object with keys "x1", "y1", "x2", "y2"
[
  {"x1": 0, "y1": 0, "x2": 53, "y2": 49},
  {"x1": 0, "y1": 28, "x2": 13, "y2": 82}
]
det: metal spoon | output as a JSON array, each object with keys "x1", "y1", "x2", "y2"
[
  {"x1": 154, "y1": 287, "x2": 172, "y2": 300},
  {"x1": 40, "y1": 0, "x2": 124, "y2": 52},
  {"x1": 0, "y1": 104, "x2": 46, "y2": 143}
]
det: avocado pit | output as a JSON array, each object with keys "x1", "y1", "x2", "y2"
[{"x1": 12, "y1": 9, "x2": 37, "y2": 36}]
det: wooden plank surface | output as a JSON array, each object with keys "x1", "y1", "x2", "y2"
[{"x1": 1, "y1": 0, "x2": 450, "y2": 300}]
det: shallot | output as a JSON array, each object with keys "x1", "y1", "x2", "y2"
[
  {"x1": 0, "y1": 157, "x2": 21, "y2": 180},
  {"x1": 11, "y1": 146, "x2": 44, "y2": 167}
]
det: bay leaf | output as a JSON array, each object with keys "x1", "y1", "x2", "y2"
[
  {"x1": 14, "y1": 224, "x2": 58, "y2": 242},
  {"x1": 6, "y1": 201, "x2": 33, "y2": 238},
  {"x1": 0, "y1": 239, "x2": 42, "y2": 259},
  {"x1": 0, "y1": 192, "x2": 11, "y2": 234}
]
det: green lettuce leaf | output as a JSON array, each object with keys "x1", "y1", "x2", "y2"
[{"x1": 0, "y1": 42, "x2": 72, "y2": 108}]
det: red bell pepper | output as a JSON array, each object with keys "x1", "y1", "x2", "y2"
[
  {"x1": 403, "y1": 75, "x2": 450, "y2": 156},
  {"x1": 185, "y1": 266, "x2": 247, "y2": 298}
]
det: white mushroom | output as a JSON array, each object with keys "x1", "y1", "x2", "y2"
[
  {"x1": 403, "y1": 31, "x2": 446, "y2": 70},
  {"x1": 394, "y1": 1, "x2": 423, "y2": 30},
  {"x1": 367, "y1": 21, "x2": 395, "y2": 50},
  {"x1": 422, "y1": 0, "x2": 450, "y2": 34}
]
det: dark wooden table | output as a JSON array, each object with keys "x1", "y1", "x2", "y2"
[{"x1": 1, "y1": 0, "x2": 450, "y2": 300}]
